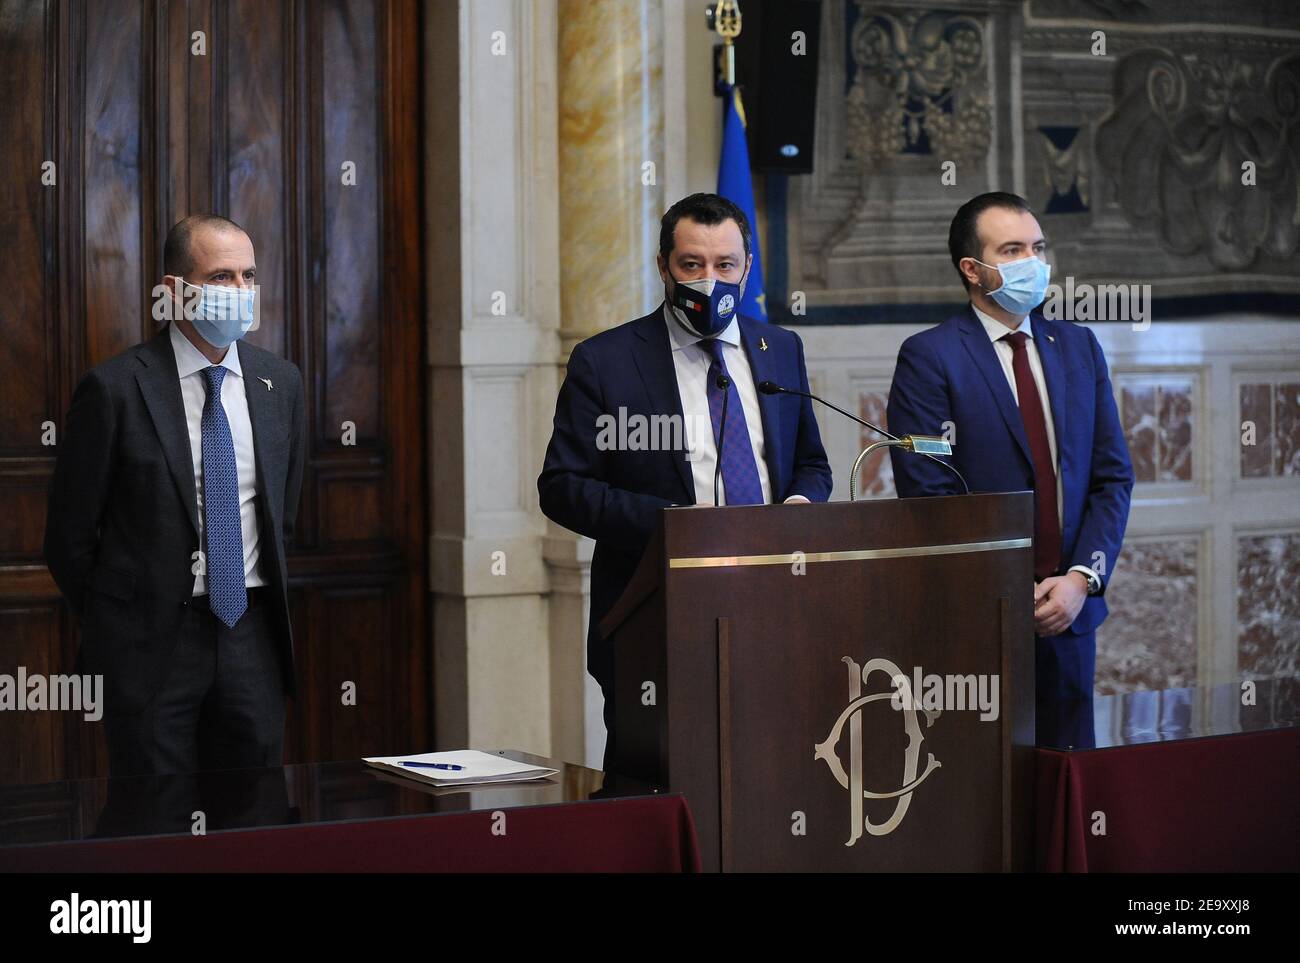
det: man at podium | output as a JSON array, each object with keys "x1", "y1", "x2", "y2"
[
  {"x1": 538, "y1": 192, "x2": 833, "y2": 767},
  {"x1": 886, "y1": 191, "x2": 1134, "y2": 728}
]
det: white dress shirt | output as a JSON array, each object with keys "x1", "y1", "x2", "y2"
[
  {"x1": 972, "y1": 304, "x2": 1097, "y2": 588},
  {"x1": 169, "y1": 322, "x2": 265, "y2": 595},
  {"x1": 662, "y1": 305, "x2": 772, "y2": 506}
]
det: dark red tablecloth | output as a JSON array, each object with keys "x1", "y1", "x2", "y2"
[
  {"x1": 0, "y1": 794, "x2": 702, "y2": 873},
  {"x1": 1036, "y1": 728, "x2": 1300, "y2": 872}
]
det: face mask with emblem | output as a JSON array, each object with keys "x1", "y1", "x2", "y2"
[{"x1": 667, "y1": 271, "x2": 748, "y2": 338}]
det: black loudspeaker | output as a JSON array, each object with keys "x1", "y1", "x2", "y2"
[{"x1": 731, "y1": 0, "x2": 822, "y2": 174}]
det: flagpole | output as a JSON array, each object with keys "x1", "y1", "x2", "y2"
[
  {"x1": 708, "y1": 1, "x2": 742, "y2": 93},
  {"x1": 710, "y1": 1, "x2": 768, "y2": 321}
]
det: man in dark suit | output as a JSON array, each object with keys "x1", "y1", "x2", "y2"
[
  {"x1": 886, "y1": 192, "x2": 1134, "y2": 733},
  {"x1": 45, "y1": 214, "x2": 305, "y2": 776},
  {"x1": 539, "y1": 193, "x2": 833, "y2": 770}
]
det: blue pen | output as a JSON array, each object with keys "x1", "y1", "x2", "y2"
[{"x1": 401, "y1": 761, "x2": 465, "y2": 771}]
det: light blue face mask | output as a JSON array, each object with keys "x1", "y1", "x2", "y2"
[
  {"x1": 974, "y1": 255, "x2": 1051, "y2": 316},
  {"x1": 180, "y1": 279, "x2": 257, "y2": 348}
]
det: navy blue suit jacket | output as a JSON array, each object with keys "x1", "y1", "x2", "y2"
[
  {"x1": 538, "y1": 305, "x2": 833, "y2": 691},
  {"x1": 885, "y1": 307, "x2": 1134, "y2": 637}
]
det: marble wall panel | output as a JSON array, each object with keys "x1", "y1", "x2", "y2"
[
  {"x1": 1238, "y1": 379, "x2": 1300, "y2": 479},
  {"x1": 856, "y1": 389, "x2": 895, "y2": 498},
  {"x1": 1118, "y1": 377, "x2": 1195, "y2": 485},
  {"x1": 1121, "y1": 383, "x2": 1156, "y2": 482},
  {"x1": 1239, "y1": 382, "x2": 1274, "y2": 478},
  {"x1": 1237, "y1": 532, "x2": 1300, "y2": 680},
  {"x1": 1274, "y1": 383, "x2": 1300, "y2": 477},
  {"x1": 1158, "y1": 383, "x2": 1194, "y2": 482},
  {"x1": 1094, "y1": 537, "x2": 1199, "y2": 694}
]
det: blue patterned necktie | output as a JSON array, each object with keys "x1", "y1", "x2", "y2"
[
  {"x1": 699, "y1": 338, "x2": 764, "y2": 505},
  {"x1": 201, "y1": 366, "x2": 247, "y2": 627}
]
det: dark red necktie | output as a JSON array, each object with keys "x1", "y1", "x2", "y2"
[{"x1": 1001, "y1": 332, "x2": 1061, "y2": 581}]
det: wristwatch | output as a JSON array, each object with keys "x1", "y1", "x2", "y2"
[{"x1": 1069, "y1": 565, "x2": 1102, "y2": 595}]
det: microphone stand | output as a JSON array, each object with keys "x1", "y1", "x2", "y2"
[{"x1": 756, "y1": 381, "x2": 969, "y2": 499}]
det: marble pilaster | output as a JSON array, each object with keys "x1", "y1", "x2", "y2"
[{"x1": 556, "y1": 0, "x2": 665, "y2": 350}]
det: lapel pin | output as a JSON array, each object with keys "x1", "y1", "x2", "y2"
[
  {"x1": 1047, "y1": 335, "x2": 1055, "y2": 343},
  {"x1": 259, "y1": 377, "x2": 273, "y2": 391},
  {"x1": 759, "y1": 337, "x2": 768, "y2": 352}
]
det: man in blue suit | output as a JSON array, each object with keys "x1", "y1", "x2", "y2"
[
  {"x1": 886, "y1": 192, "x2": 1134, "y2": 733},
  {"x1": 539, "y1": 193, "x2": 833, "y2": 769}
]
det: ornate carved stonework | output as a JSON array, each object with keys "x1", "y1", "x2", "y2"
[
  {"x1": 1095, "y1": 49, "x2": 1300, "y2": 270},
  {"x1": 845, "y1": 6, "x2": 991, "y2": 166},
  {"x1": 779, "y1": 0, "x2": 1300, "y2": 318}
]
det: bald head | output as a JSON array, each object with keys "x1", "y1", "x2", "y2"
[{"x1": 162, "y1": 215, "x2": 250, "y2": 279}]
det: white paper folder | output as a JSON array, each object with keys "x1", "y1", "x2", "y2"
[{"x1": 363, "y1": 749, "x2": 558, "y2": 788}]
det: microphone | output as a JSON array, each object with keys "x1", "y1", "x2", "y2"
[
  {"x1": 758, "y1": 380, "x2": 893, "y2": 440},
  {"x1": 713, "y1": 373, "x2": 731, "y2": 506},
  {"x1": 757, "y1": 380, "x2": 970, "y2": 498}
]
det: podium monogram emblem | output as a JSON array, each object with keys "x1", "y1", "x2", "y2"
[{"x1": 814, "y1": 656, "x2": 941, "y2": 845}]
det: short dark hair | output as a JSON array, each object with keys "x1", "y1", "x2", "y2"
[
  {"x1": 948, "y1": 192, "x2": 1032, "y2": 289},
  {"x1": 659, "y1": 193, "x2": 751, "y2": 263},
  {"x1": 163, "y1": 214, "x2": 248, "y2": 278}
]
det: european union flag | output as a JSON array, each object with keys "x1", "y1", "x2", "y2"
[{"x1": 717, "y1": 84, "x2": 766, "y2": 321}]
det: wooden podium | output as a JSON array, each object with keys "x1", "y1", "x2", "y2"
[{"x1": 599, "y1": 492, "x2": 1036, "y2": 872}]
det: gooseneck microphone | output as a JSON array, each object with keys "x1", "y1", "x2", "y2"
[
  {"x1": 758, "y1": 380, "x2": 892, "y2": 440},
  {"x1": 713, "y1": 373, "x2": 731, "y2": 506},
  {"x1": 757, "y1": 380, "x2": 970, "y2": 497}
]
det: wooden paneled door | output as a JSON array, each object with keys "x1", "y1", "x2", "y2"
[{"x1": 0, "y1": 0, "x2": 428, "y2": 783}]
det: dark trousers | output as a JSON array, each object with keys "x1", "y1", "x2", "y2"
[
  {"x1": 1035, "y1": 628, "x2": 1096, "y2": 744},
  {"x1": 104, "y1": 587, "x2": 287, "y2": 777},
  {"x1": 1035, "y1": 628, "x2": 1097, "y2": 702}
]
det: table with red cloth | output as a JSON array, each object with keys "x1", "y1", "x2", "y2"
[
  {"x1": 0, "y1": 750, "x2": 702, "y2": 873},
  {"x1": 1035, "y1": 678, "x2": 1299, "y2": 873}
]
